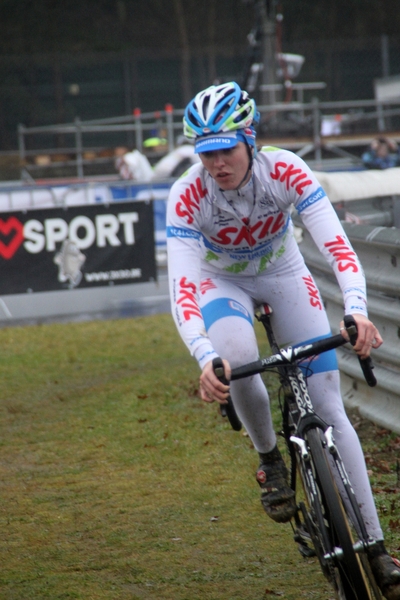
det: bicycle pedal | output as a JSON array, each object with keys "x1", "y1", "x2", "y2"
[
  {"x1": 294, "y1": 524, "x2": 316, "y2": 558},
  {"x1": 297, "y1": 542, "x2": 316, "y2": 558},
  {"x1": 294, "y1": 523, "x2": 312, "y2": 542}
]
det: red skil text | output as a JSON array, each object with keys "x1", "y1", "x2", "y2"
[
  {"x1": 176, "y1": 178, "x2": 207, "y2": 225},
  {"x1": 177, "y1": 277, "x2": 202, "y2": 321},
  {"x1": 270, "y1": 162, "x2": 312, "y2": 195},
  {"x1": 200, "y1": 278, "x2": 217, "y2": 295},
  {"x1": 210, "y1": 212, "x2": 285, "y2": 246},
  {"x1": 324, "y1": 235, "x2": 359, "y2": 273},
  {"x1": 302, "y1": 275, "x2": 322, "y2": 310}
]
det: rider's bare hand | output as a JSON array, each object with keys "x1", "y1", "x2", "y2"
[
  {"x1": 340, "y1": 314, "x2": 382, "y2": 359},
  {"x1": 199, "y1": 359, "x2": 231, "y2": 404}
]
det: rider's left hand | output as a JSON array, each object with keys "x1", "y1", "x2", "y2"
[{"x1": 340, "y1": 314, "x2": 383, "y2": 359}]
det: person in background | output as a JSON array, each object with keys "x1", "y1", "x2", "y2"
[
  {"x1": 114, "y1": 147, "x2": 153, "y2": 181},
  {"x1": 166, "y1": 81, "x2": 400, "y2": 600},
  {"x1": 152, "y1": 136, "x2": 200, "y2": 179},
  {"x1": 362, "y1": 137, "x2": 400, "y2": 169}
]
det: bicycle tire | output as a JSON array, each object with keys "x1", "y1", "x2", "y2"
[
  {"x1": 329, "y1": 450, "x2": 382, "y2": 600},
  {"x1": 293, "y1": 442, "x2": 336, "y2": 584},
  {"x1": 306, "y1": 428, "x2": 374, "y2": 600}
]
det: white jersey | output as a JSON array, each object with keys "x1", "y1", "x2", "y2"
[{"x1": 166, "y1": 146, "x2": 367, "y2": 366}]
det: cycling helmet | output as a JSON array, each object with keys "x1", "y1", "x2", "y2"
[{"x1": 183, "y1": 82, "x2": 259, "y2": 154}]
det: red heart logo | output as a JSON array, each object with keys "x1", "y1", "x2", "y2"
[{"x1": 0, "y1": 217, "x2": 24, "y2": 259}]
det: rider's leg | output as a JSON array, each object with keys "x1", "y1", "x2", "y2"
[
  {"x1": 199, "y1": 277, "x2": 296, "y2": 522},
  {"x1": 199, "y1": 276, "x2": 276, "y2": 452},
  {"x1": 255, "y1": 257, "x2": 383, "y2": 539}
]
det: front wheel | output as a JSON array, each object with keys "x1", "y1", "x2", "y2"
[{"x1": 303, "y1": 428, "x2": 376, "y2": 600}]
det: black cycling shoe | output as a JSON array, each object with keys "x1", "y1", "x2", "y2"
[
  {"x1": 256, "y1": 445, "x2": 296, "y2": 523},
  {"x1": 367, "y1": 541, "x2": 400, "y2": 600}
]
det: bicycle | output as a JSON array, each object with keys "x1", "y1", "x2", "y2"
[{"x1": 213, "y1": 304, "x2": 381, "y2": 600}]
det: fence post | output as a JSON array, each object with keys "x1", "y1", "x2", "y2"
[
  {"x1": 393, "y1": 196, "x2": 400, "y2": 228},
  {"x1": 18, "y1": 123, "x2": 26, "y2": 180},
  {"x1": 74, "y1": 117, "x2": 84, "y2": 178},
  {"x1": 377, "y1": 100, "x2": 386, "y2": 132},
  {"x1": 133, "y1": 108, "x2": 143, "y2": 151},
  {"x1": 165, "y1": 104, "x2": 174, "y2": 151},
  {"x1": 381, "y1": 34, "x2": 390, "y2": 77},
  {"x1": 311, "y1": 96, "x2": 322, "y2": 163}
]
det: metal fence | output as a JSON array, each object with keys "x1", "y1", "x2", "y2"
[
  {"x1": 1, "y1": 33, "x2": 400, "y2": 150},
  {"x1": 297, "y1": 217, "x2": 400, "y2": 434},
  {"x1": 16, "y1": 97, "x2": 400, "y2": 180},
  {"x1": 0, "y1": 172, "x2": 399, "y2": 431}
]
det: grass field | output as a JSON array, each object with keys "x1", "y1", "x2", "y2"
[{"x1": 0, "y1": 314, "x2": 399, "y2": 600}]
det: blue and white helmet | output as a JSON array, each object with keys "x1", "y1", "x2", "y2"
[{"x1": 183, "y1": 82, "x2": 259, "y2": 154}]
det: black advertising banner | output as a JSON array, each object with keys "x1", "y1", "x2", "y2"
[{"x1": 0, "y1": 201, "x2": 156, "y2": 295}]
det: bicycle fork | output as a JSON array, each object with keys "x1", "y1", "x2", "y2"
[{"x1": 291, "y1": 426, "x2": 377, "y2": 559}]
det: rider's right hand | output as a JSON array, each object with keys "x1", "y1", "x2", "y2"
[{"x1": 199, "y1": 359, "x2": 231, "y2": 404}]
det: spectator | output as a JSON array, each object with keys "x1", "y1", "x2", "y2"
[
  {"x1": 114, "y1": 148, "x2": 153, "y2": 181},
  {"x1": 362, "y1": 137, "x2": 400, "y2": 170},
  {"x1": 152, "y1": 136, "x2": 200, "y2": 179}
]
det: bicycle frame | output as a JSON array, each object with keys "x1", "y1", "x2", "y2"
[{"x1": 220, "y1": 304, "x2": 380, "y2": 599}]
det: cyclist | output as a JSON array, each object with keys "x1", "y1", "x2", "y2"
[{"x1": 166, "y1": 81, "x2": 400, "y2": 600}]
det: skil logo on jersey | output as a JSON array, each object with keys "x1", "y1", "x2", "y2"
[
  {"x1": 210, "y1": 212, "x2": 285, "y2": 247},
  {"x1": 176, "y1": 276, "x2": 202, "y2": 321},
  {"x1": 270, "y1": 162, "x2": 312, "y2": 195},
  {"x1": 324, "y1": 235, "x2": 359, "y2": 273},
  {"x1": 200, "y1": 278, "x2": 217, "y2": 295},
  {"x1": 302, "y1": 275, "x2": 323, "y2": 310},
  {"x1": 176, "y1": 177, "x2": 207, "y2": 224}
]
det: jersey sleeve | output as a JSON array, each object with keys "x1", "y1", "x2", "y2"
[
  {"x1": 295, "y1": 176, "x2": 368, "y2": 317},
  {"x1": 260, "y1": 148, "x2": 367, "y2": 316},
  {"x1": 266, "y1": 149, "x2": 367, "y2": 316},
  {"x1": 166, "y1": 178, "x2": 219, "y2": 369}
]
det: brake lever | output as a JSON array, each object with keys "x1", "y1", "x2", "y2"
[
  {"x1": 212, "y1": 357, "x2": 242, "y2": 431},
  {"x1": 343, "y1": 315, "x2": 377, "y2": 387}
]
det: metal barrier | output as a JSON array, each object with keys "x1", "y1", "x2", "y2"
[
  {"x1": 298, "y1": 221, "x2": 400, "y2": 433},
  {"x1": 17, "y1": 97, "x2": 400, "y2": 180},
  {"x1": 1, "y1": 175, "x2": 400, "y2": 433}
]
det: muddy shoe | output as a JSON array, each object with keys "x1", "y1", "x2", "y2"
[
  {"x1": 256, "y1": 445, "x2": 296, "y2": 523},
  {"x1": 368, "y1": 541, "x2": 400, "y2": 600}
]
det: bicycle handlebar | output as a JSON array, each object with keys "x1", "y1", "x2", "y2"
[{"x1": 230, "y1": 315, "x2": 377, "y2": 387}]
